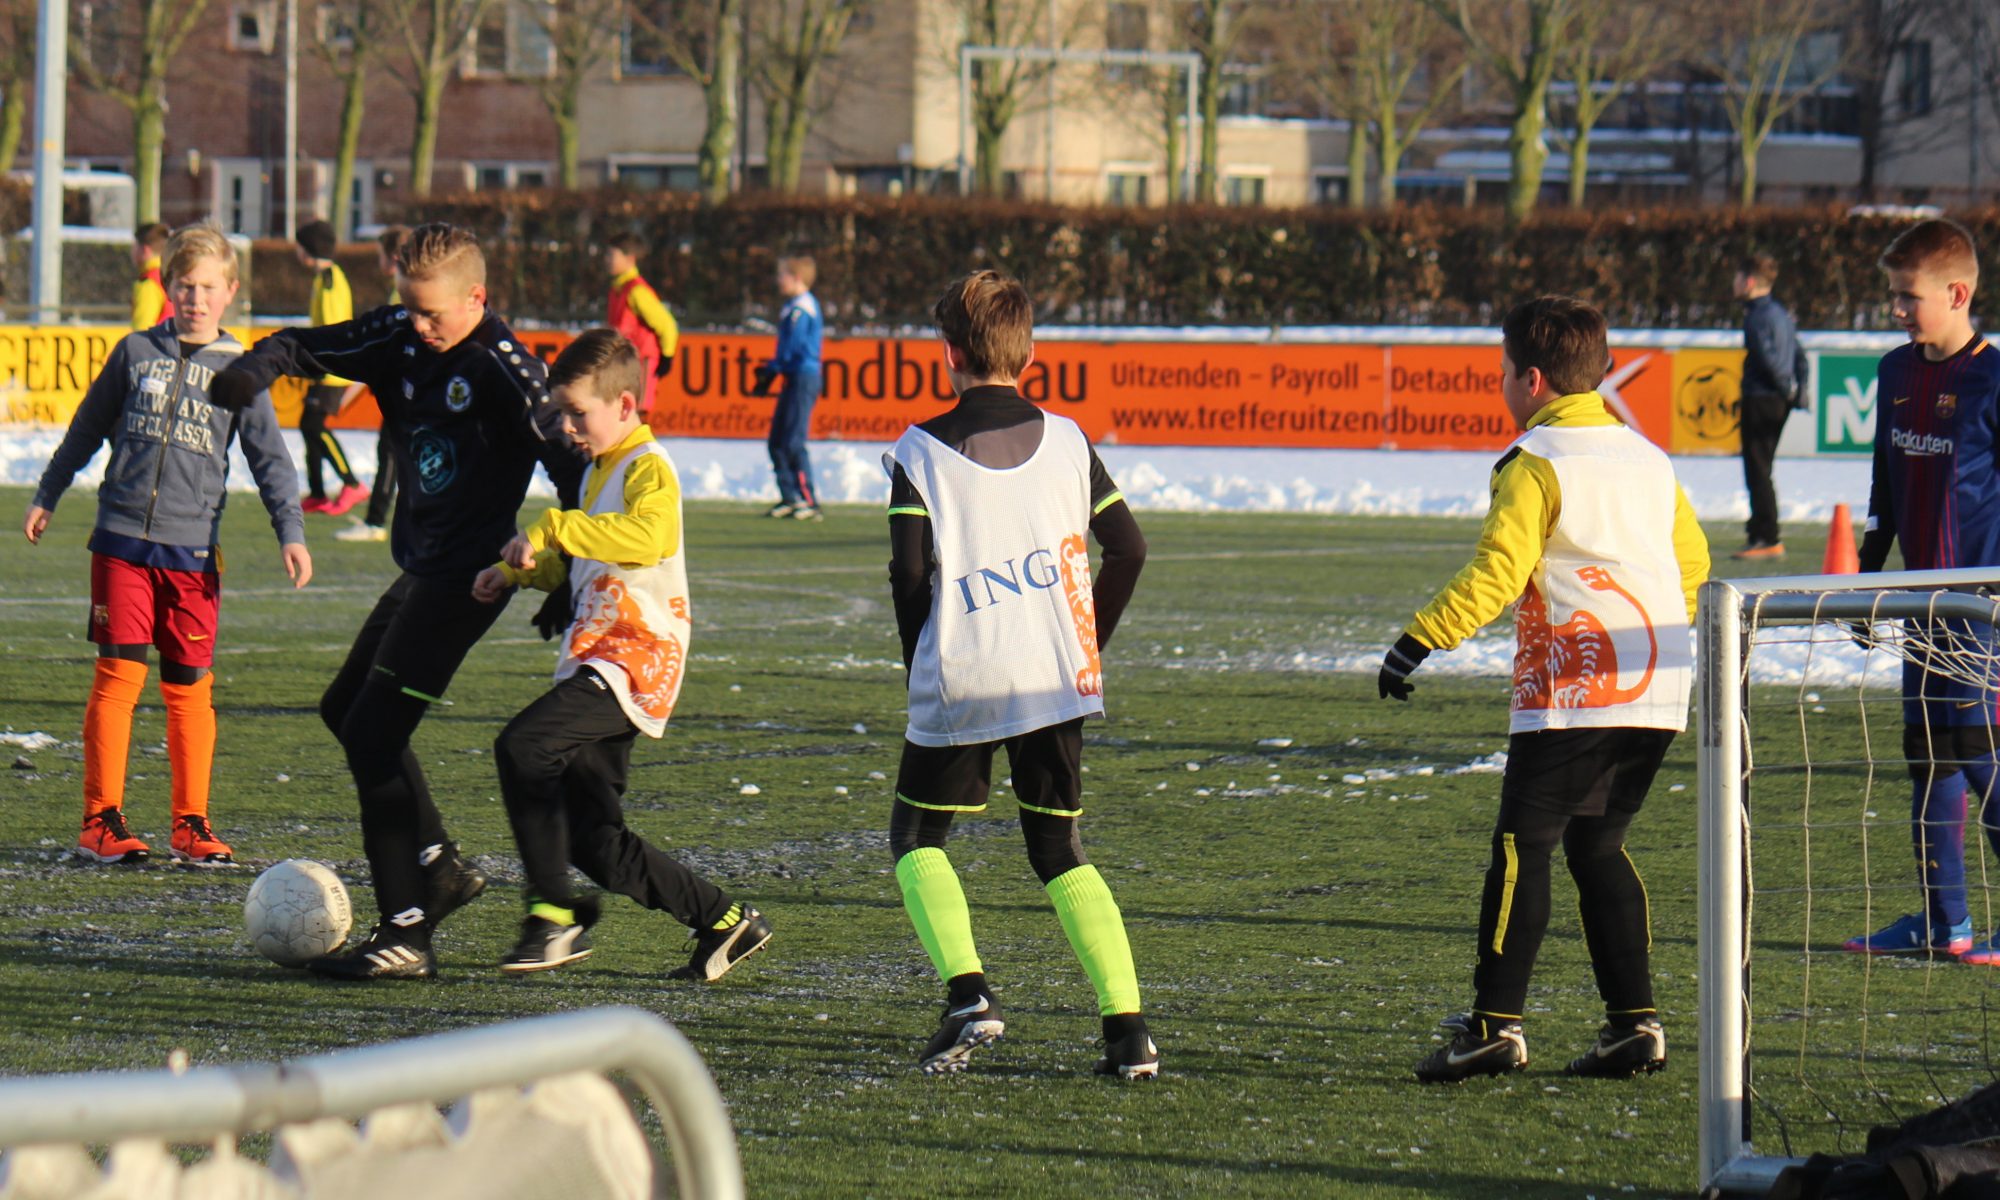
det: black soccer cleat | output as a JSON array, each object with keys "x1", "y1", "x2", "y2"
[
  {"x1": 500, "y1": 897, "x2": 600, "y2": 974},
  {"x1": 668, "y1": 906, "x2": 772, "y2": 982},
  {"x1": 1564, "y1": 1018, "x2": 1667, "y2": 1079},
  {"x1": 919, "y1": 991, "x2": 1005, "y2": 1074},
  {"x1": 305, "y1": 924, "x2": 436, "y2": 981},
  {"x1": 422, "y1": 843, "x2": 488, "y2": 926},
  {"x1": 1414, "y1": 1022, "x2": 1529, "y2": 1083},
  {"x1": 1096, "y1": 1028, "x2": 1161, "y2": 1081}
]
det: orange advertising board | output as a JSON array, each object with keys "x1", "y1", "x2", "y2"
[{"x1": 2, "y1": 326, "x2": 1683, "y2": 454}]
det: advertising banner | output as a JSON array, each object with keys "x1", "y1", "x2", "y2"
[
  {"x1": 1817, "y1": 353, "x2": 1881, "y2": 456},
  {"x1": 0, "y1": 323, "x2": 1842, "y2": 458}
]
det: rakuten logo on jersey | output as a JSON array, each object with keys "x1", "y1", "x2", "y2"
[{"x1": 1893, "y1": 427, "x2": 1955, "y2": 457}]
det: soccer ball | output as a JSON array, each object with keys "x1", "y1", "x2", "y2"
[{"x1": 244, "y1": 859, "x2": 352, "y2": 966}]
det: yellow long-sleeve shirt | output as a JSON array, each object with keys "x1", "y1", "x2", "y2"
[
  {"x1": 309, "y1": 261, "x2": 355, "y2": 387},
  {"x1": 1406, "y1": 391, "x2": 1710, "y2": 652},
  {"x1": 498, "y1": 424, "x2": 682, "y2": 592},
  {"x1": 132, "y1": 256, "x2": 168, "y2": 330}
]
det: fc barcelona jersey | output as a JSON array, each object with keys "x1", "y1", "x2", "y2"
[{"x1": 1868, "y1": 338, "x2": 2000, "y2": 571}]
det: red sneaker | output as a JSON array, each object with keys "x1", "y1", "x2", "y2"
[
  {"x1": 170, "y1": 814, "x2": 235, "y2": 865},
  {"x1": 78, "y1": 808, "x2": 151, "y2": 864},
  {"x1": 301, "y1": 496, "x2": 332, "y2": 514},
  {"x1": 322, "y1": 484, "x2": 369, "y2": 517}
]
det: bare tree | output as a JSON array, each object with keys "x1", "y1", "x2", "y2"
[
  {"x1": 0, "y1": 0, "x2": 33, "y2": 173},
  {"x1": 1847, "y1": 0, "x2": 1956, "y2": 202},
  {"x1": 1270, "y1": 1, "x2": 1374, "y2": 208},
  {"x1": 748, "y1": 0, "x2": 865, "y2": 193},
  {"x1": 932, "y1": 0, "x2": 1088, "y2": 197},
  {"x1": 523, "y1": 0, "x2": 624, "y2": 188},
  {"x1": 1554, "y1": 0, "x2": 1677, "y2": 208},
  {"x1": 1173, "y1": 0, "x2": 1254, "y2": 202},
  {"x1": 1356, "y1": 3, "x2": 1464, "y2": 207},
  {"x1": 384, "y1": 0, "x2": 493, "y2": 198},
  {"x1": 69, "y1": 0, "x2": 214, "y2": 223},
  {"x1": 310, "y1": 1, "x2": 392, "y2": 235},
  {"x1": 1423, "y1": 0, "x2": 1577, "y2": 220},
  {"x1": 629, "y1": 0, "x2": 743, "y2": 204},
  {"x1": 1695, "y1": 0, "x2": 1850, "y2": 207}
]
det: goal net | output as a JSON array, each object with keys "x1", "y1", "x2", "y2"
[{"x1": 1699, "y1": 568, "x2": 2000, "y2": 1195}]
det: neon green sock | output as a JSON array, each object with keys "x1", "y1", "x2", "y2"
[
  {"x1": 528, "y1": 901, "x2": 576, "y2": 927},
  {"x1": 895, "y1": 847, "x2": 982, "y2": 982},
  {"x1": 1046, "y1": 865, "x2": 1141, "y2": 1016}
]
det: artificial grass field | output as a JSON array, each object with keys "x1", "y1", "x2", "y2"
[{"x1": 0, "y1": 483, "x2": 1917, "y2": 1198}]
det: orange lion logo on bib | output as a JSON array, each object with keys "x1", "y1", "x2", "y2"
[{"x1": 567, "y1": 576, "x2": 687, "y2": 720}]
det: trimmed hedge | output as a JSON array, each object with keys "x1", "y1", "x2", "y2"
[{"x1": 400, "y1": 193, "x2": 2000, "y2": 332}]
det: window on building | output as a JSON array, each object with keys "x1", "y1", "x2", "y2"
[
  {"x1": 1105, "y1": 3, "x2": 1147, "y2": 83},
  {"x1": 1312, "y1": 173, "x2": 1348, "y2": 205},
  {"x1": 229, "y1": 1, "x2": 278, "y2": 53},
  {"x1": 1106, "y1": 171, "x2": 1149, "y2": 207},
  {"x1": 315, "y1": 3, "x2": 354, "y2": 50},
  {"x1": 1218, "y1": 62, "x2": 1271, "y2": 117},
  {"x1": 471, "y1": 162, "x2": 555, "y2": 190},
  {"x1": 613, "y1": 161, "x2": 702, "y2": 191},
  {"x1": 473, "y1": 9, "x2": 509, "y2": 73},
  {"x1": 1897, "y1": 40, "x2": 1932, "y2": 118},
  {"x1": 1223, "y1": 173, "x2": 1266, "y2": 207},
  {"x1": 467, "y1": 2, "x2": 554, "y2": 78},
  {"x1": 624, "y1": 0, "x2": 689, "y2": 76}
]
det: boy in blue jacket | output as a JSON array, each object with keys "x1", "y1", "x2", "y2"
[
  {"x1": 26, "y1": 222, "x2": 311, "y2": 866},
  {"x1": 752, "y1": 255, "x2": 824, "y2": 520}
]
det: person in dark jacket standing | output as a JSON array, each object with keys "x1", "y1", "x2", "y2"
[
  {"x1": 210, "y1": 223, "x2": 587, "y2": 980},
  {"x1": 1734, "y1": 253, "x2": 1805, "y2": 560}
]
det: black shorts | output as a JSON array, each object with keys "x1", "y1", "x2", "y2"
[
  {"x1": 305, "y1": 383, "x2": 347, "y2": 415},
  {"x1": 1500, "y1": 727, "x2": 1677, "y2": 818},
  {"x1": 1903, "y1": 724, "x2": 2000, "y2": 780},
  {"x1": 894, "y1": 718, "x2": 1085, "y2": 817}
]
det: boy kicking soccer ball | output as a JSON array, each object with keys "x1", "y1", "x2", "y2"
[
  {"x1": 1378, "y1": 296, "x2": 1709, "y2": 1083},
  {"x1": 884, "y1": 270, "x2": 1154, "y2": 1078},
  {"x1": 26, "y1": 221, "x2": 311, "y2": 866},
  {"x1": 473, "y1": 329, "x2": 771, "y2": 979},
  {"x1": 209, "y1": 223, "x2": 587, "y2": 979}
]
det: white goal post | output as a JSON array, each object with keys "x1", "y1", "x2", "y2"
[
  {"x1": 0, "y1": 1005, "x2": 743, "y2": 1199},
  {"x1": 1698, "y1": 567, "x2": 2000, "y2": 1195}
]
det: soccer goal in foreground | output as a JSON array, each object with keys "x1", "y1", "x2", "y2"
[
  {"x1": 1699, "y1": 568, "x2": 2000, "y2": 1196},
  {"x1": 0, "y1": 1005, "x2": 741, "y2": 1199}
]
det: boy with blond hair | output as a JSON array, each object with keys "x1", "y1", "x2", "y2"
[
  {"x1": 211, "y1": 222, "x2": 587, "y2": 979},
  {"x1": 1844, "y1": 219, "x2": 2000, "y2": 963},
  {"x1": 884, "y1": 269, "x2": 1156, "y2": 1078},
  {"x1": 474, "y1": 329, "x2": 770, "y2": 978},
  {"x1": 1379, "y1": 296, "x2": 1708, "y2": 1083},
  {"x1": 27, "y1": 221, "x2": 312, "y2": 866},
  {"x1": 752, "y1": 255, "x2": 823, "y2": 519},
  {"x1": 603, "y1": 232, "x2": 680, "y2": 416}
]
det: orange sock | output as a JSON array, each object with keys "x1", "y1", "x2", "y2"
[
  {"x1": 161, "y1": 673, "x2": 216, "y2": 823},
  {"x1": 82, "y1": 658, "x2": 148, "y2": 820}
]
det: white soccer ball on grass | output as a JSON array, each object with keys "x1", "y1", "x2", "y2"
[{"x1": 244, "y1": 859, "x2": 353, "y2": 966}]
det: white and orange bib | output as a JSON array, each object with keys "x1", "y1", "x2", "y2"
[
  {"x1": 891, "y1": 415, "x2": 1106, "y2": 747},
  {"x1": 555, "y1": 441, "x2": 691, "y2": 739},
  {"x1": 1508, "y1": 425, "x2": 1692, "y2": 733}
]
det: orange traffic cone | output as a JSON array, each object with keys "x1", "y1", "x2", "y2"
[{"x1": 1823, "y1": 503, "x2": 1860, "y2": 575}]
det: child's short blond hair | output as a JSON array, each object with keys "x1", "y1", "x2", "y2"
[
  {"x1": 933, "y1": 270, "x2": 1033, "y2": 380},
  {"x1": 163, "y1": 221, "x2": 239, "y2": 285},
  {"x1": 551, "y1": 328, "x2": 643, "y2": 406},
  {"x1": 1880, "y1": 218, "x2": 1981, "y2": 292},
  {"x1": 779, "y1": 255, "x2": 817, "y2": 290},
  {"x1": 396, "y1": 223, "x2": 486, "y2": 289}
]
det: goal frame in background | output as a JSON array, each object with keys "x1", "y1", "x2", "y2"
[{"x1": 1698, "y1": 567, "x2": 2000, "y2": 1196}]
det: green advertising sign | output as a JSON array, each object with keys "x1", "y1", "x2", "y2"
[{"x1": 1817, "y1": 353, "x2": 1879, "y2": 455}]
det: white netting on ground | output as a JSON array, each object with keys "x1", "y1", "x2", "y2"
[
  {"x1": 1734, "y1": 584, "x2": 2000, "y2": 1163},
  {"x1": 0, "y1": 1072, "x2": 653, "y2": 1200}
]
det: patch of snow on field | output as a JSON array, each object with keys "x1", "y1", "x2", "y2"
[{"x1": 2, "y1": 430, "x2": 1871, "y2": 522}]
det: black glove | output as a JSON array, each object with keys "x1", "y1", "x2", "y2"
[
  {"x1": 209, "y1": 366, "x2": 261, "y2": 411},
  {"x1": 751, "y1": 365, "x2": 778, "y2": 397},
  {"x1": 531, "y1": 580, "x2": 573, "y2": 641},
  {"x1": 1378, "y1": 633, "x2": 1431, "y2": 701},
  {"x1": 655, "y1": 353, "x2": 673, "y2": 379}
]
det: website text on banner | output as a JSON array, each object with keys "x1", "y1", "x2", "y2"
[{"x1": 3, "y1": 324, "x2": 1836, "y2": 457}]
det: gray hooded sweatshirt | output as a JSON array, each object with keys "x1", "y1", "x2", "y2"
[{"x1": 34, "y1": 323, "x2": 304, "y2": 551}]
